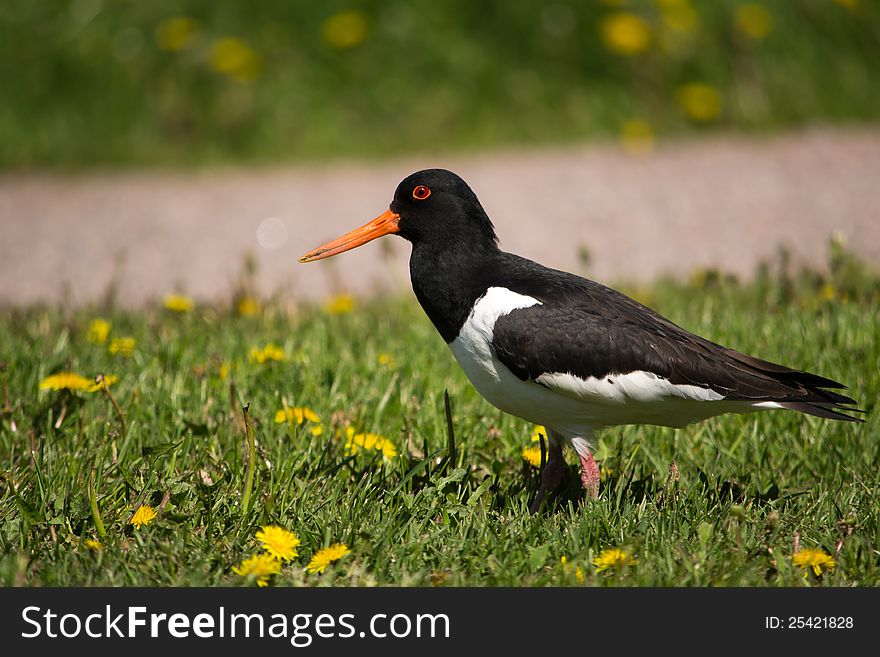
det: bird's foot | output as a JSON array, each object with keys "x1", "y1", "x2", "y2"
[
  {"x1": 579, "y1": 452, "x2": 600, "y2": 500},
  {"x1": 529, "y1": 442, "x2": 565, "y2": 514}
]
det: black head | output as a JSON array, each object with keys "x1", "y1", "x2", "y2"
[{"x1": 299, "y1": 168, "x2": 497, "y2": 263}]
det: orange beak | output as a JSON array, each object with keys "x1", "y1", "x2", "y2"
[{"x1": 298, "y1": 209, "x2": 401, "y2": 263}]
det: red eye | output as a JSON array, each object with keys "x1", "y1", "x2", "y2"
[{"x1": 412, "y1": 185, "x2": 431, "y2": 200}]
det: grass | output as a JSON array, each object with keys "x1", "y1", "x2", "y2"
[
  {"x1": 1, "y1": 0, "x2": 879, "y2": 169},
  {"x1": 0, "y1": 243, "x2": 878, "y2": 586}
]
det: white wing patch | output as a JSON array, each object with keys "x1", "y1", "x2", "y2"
[{"x1": 536, "y1": 370, "x2": 726, "y2": 404}]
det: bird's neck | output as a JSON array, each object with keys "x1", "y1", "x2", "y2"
[{"x1": 409, "y1": 240, "x2": 499, "y2": 343}]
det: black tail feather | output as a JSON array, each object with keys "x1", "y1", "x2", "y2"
[{"x1": 778, "y1": 401, "x2": 865, "y2": 423}]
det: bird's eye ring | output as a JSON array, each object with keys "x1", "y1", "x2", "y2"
[{"x1": 412, "y1": 185, "x2": 431, "y2": 200}]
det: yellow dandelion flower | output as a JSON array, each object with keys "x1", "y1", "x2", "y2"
[
  {"x1": 255, "y1": 525, "x2": 301, "y2": 561},
  {"x1": 593, "y1": 547, "x2": 637, "y2": 572},
  {"x1": 793, "y1": 548, "x2": 835, "y2": 577},
  {"x1": 819, "y1": 283, "x2": 836, "y2": 301},
  {"x1": 735, "y1": 4, "x2": 773, "y2": 41},
  {"x1": 322, "y1": 11, "x2": 370, "y2": 50},
  {"x1": 677, "y1": 83, "x2": 723, "y2": 122},
  {"x1": 88, "y1": 374, "x2": 118, "y2": 392},
  {"x1": 600, "y1": 12, "x2": 651, "y2": 56},
  {"x1": 324, "y1": 294, "x2": 356, "y2": 315},
  {"x1": 378, "y1": 352, "x2": 396, "y2": 368},
  {"x1": 619, "y1": 119, "x2": 656, "y2": 156},
  {"x1": 522, "y1": 445, "x2": 543, "y2": 468},
  {"x1": 237, "y1": 296, "x2": 261, "y2": 317},
  {"x1": 210, "y1": 37, "x2": 262, "y2": 83},
  {"x1": 344, "y1": 429, "x2": 398, "y2": 460},
  {"x1": 130, "y1": 505, "x2": 157, "y2": 529},
  {"x1": 163, "y1": 294, "x2": 193, "y2": 313},
  {"x1": 305, "y1": 544, "x2": 351, "y2": 574},
  {"x1": 39, "y1": 372, "x2": 93, "y2": 392},
  {"x1": 660, "y1": 0, "x2": 698, "y2": 33},
  {"x1": 233, "y1": 554, "x2": 281, "y2": 587},
  {"x1": 155, "y1": 17, "x2": 200, "y2": 52},
  {"x1": 274, "y1": 407, "x2": 323, "y2": 436},
  {"x1": 219, "y1": 361, "x2": 231, "y2": 381},
  {"x1": 249, "y1": 343, "x2": 288, "y2": 364},
  {"x1": 560, "y1": 556, "x2": 585, "y2": 584},
  {"x1": 87, "y1": 318, "x2": 111, "y2": 344},
  {"x1": 108, "y1": 336, "x2": 136, "y2": 357},
  {"x1": 83, "y1": 539, "x2": 103, "y2": 551}
]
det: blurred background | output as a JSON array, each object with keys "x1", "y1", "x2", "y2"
[{"x1": 1, "y1": 0, "x2": 878, "y2": 305}]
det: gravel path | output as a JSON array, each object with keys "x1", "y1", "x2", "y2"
[{"x1": 2, "y1": 129, "x2": 878, "y2": 307}]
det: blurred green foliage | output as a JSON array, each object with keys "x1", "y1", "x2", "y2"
[{"x1": 1, "y1": 0, "x2": 878, "y2": 169}]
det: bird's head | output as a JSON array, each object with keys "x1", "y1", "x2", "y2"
[{"x1": 298, "y1": 169, "x2": 497, "y2": 263}]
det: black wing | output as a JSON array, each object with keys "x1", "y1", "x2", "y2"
[{"x1": 487, "y1": 255, "x2": 862, "y2": 422}]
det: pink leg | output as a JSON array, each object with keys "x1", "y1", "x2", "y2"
[
  {"x1": 529, "y1": 437, "x2": 565, "y2": 514},
  {"x1": 578, "y1": 452, "x2": 600, "y2": 500}
]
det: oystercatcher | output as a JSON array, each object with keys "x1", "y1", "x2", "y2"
[{"x1": 300, "y1": 169, "x2": 862, "y2": 512}]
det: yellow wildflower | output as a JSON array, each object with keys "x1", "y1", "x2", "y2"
[
  {"x1": 237, "y1": 296, "x2": 261, "y2": 317},
  {"x1": 530, "y1": 425, "x2": 547, "y2": 442},
  {"x1": 735, "y1": 4, "x2": 773, "y2": 41},
  {"x1": 619, "y1": 119, "x2": 656, "y2": 156},
  {"x1": 600, "y1": 12, "x2": 651, "y2": 56},
  {"x1": 560, "y1": 556, "x2": 585, "y2": 584},
  {"x1": 249, "y1": 343, "x2": 288, "y2": 364},
  {"x1": 593, "y1": 547, "x2": 637, "y2": 572},
  {"x1": 274, "y1": 406, "x2": 323, "y2": 436},
  {"x1": 108, "y1": 337, "x2": 136, "y2": 357},
  {"x1": 306, "y1": 544, "x2": 351, "y2": 574},
  {"x1": 344, "y1": 428, "x2": 398, "y2": 460},
  {"x1": 677, "y1": 83, "x2": 723, "y2": 122},
  {"x1": 522, "y1": 445, "x2": 543, "y2": 468},
  {"x1": 83, "y1": 539, "x2": 103, "y2": 551},
  {"x1": 793, "y1": 548, "x2": 835, "y2": 577},
  {"x1": 660, "y1": 0, "x2": 698, "y2": 33},
  {"x1": 233, "y1": 554, "x2": 281, "y2": 587},
  {"x1": 324, "y1": 294, "x2": 356, "y2": 315},
  {"x1": 130, "y1": 505, "x2": 157, "y2": 529},
  {"x1": 87, "y1": 318, "x2": 111, "y2": 344},
  {"x1": 163, "y1": 294, "x2": 193, "y2": 313},
  {"x1": 219, "y1": 361, "x2": 231, "y2": 381},
  {"x1": 210, "y1": 37, "x2": 262, "y2": 83},
  {"x1": 322, "y1": 11, "x2": 370, "y2": 49},
  {"x1": 39, "y1": 372, "x2": 93, "y2": 392},
  {"x1": 256, "y1": 525, "x2": 301, "y2": 561},
  {"x1": 819, "y1": 283, "x2": 836, "y2": 301},
  {"x1": 378, "y1": 352, "x2": 396, "y2": 368},
  {"x1": 89, "y1": 374, "x2": 119, "y2": 392},
  {"x1": 833, "y1": 0, "x2": 858, "y2": 9},
  {"x1": 155, "y1": 17, "x2": 200, "y2": 52}
]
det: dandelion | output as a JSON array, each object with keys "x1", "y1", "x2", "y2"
[
  {"x1": 619, "y1": 119, "x2": 656, "y2": 156},
  {"x1": 600, "y1": 12, "x2": 651, "y2": 56},
  {"x1": 735, "y1": 4, "x2": 773, "y2": 41},
  {"x1": 530, "y1": 425, "x2": 547, "y2": 442},
  {"x1": 522, "y1": 445, "x2": 543, "y2": 468},
  {"x1": 163, "y1": 294, "x2": 193, "y2": 313},
  {"x1": 237, "y1": 296, "x2": 261, "y2": 317},
  {"x1": 87, "y1": 319, "x2": 111, "y2": 344},
  {"x1": 83, "y1": 539, "x2": 103, "y2": 551},
  {"x1": 155, "y1": 17, "x2": 200, "y2": 52},
  {"x1": 560, "y1": 556, "x2": 585, "y2": 584},
  {"x1": 659, "y1": 0, "x2": 698, "y2": 33},
  {"x1": 378, "y1": 352, "x2": 396, "y2": 368},
  {"x1": 344, "y1": 428, "x2": 398, "y2": 460},
  {"x1": 306, "y1": 544, "x2": 351, "y2": 574},
  {"x1": 322, "y1": 11, "x2": 370, "y2": 49},
  {"x1": 677, "y1": 83, "x2": 723, "y2": 122},
  {"x1": 819, "y1": 283, "x2": 836, "y2": 302},
  {"x1": 130, "y1": 505, "x2": 157, "y2": 529},
  {"x1": 219, "y1": 361, "x2": 231, "y2": 381},
  {"x1": 210, "y1": 37, "x2": 262, "y2": 83},
  {"x1": 274, "y1": 406, "x2": 323, "y2": 436},
  {"x1": 793, "y1": 548, "x2": 835, "y2": 577},
  {"x1": 249, "y1": 343, "x2": 288, "y2": 364},
  {"x1": 233, "y1": 554, "x2": 281, "y2": 587},
  {"x1": 39, "y1": 372, "x2": 94, "y2": 392},
  {"x1": 108, "y1": 337, "x2": 136, "y2": 357},
  {"x1": 324, "y1": 294, "x2": 356, "y2": 315},
  {"x1": 256, "y1": 525, "x2": 301, "y2": 561},
  {"x1": 593, "y1": 547, "x2": 637, "y2": 572},
  {"x1": 89, "y1": 374, "x2": 119, "y2": 392}
]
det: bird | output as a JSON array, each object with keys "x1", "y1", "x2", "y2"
[{"x1": 299, "y1": 168, "x2": 862, "y2": 513}]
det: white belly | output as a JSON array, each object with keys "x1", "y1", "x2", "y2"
[{"x1": 449, "y1": 287, "x2": 766, "y2": 438}]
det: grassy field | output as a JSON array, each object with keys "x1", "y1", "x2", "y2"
[
  {"x1": 0, "y1": 244, "x2": 878, "y2": 587},
  {"x1": 2, "y1": 0, "x2": 879, "y2": 168}
]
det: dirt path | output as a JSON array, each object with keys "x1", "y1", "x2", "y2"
[{"x1": 2, "y1": 129, "x2": 878, "y2": 307}]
